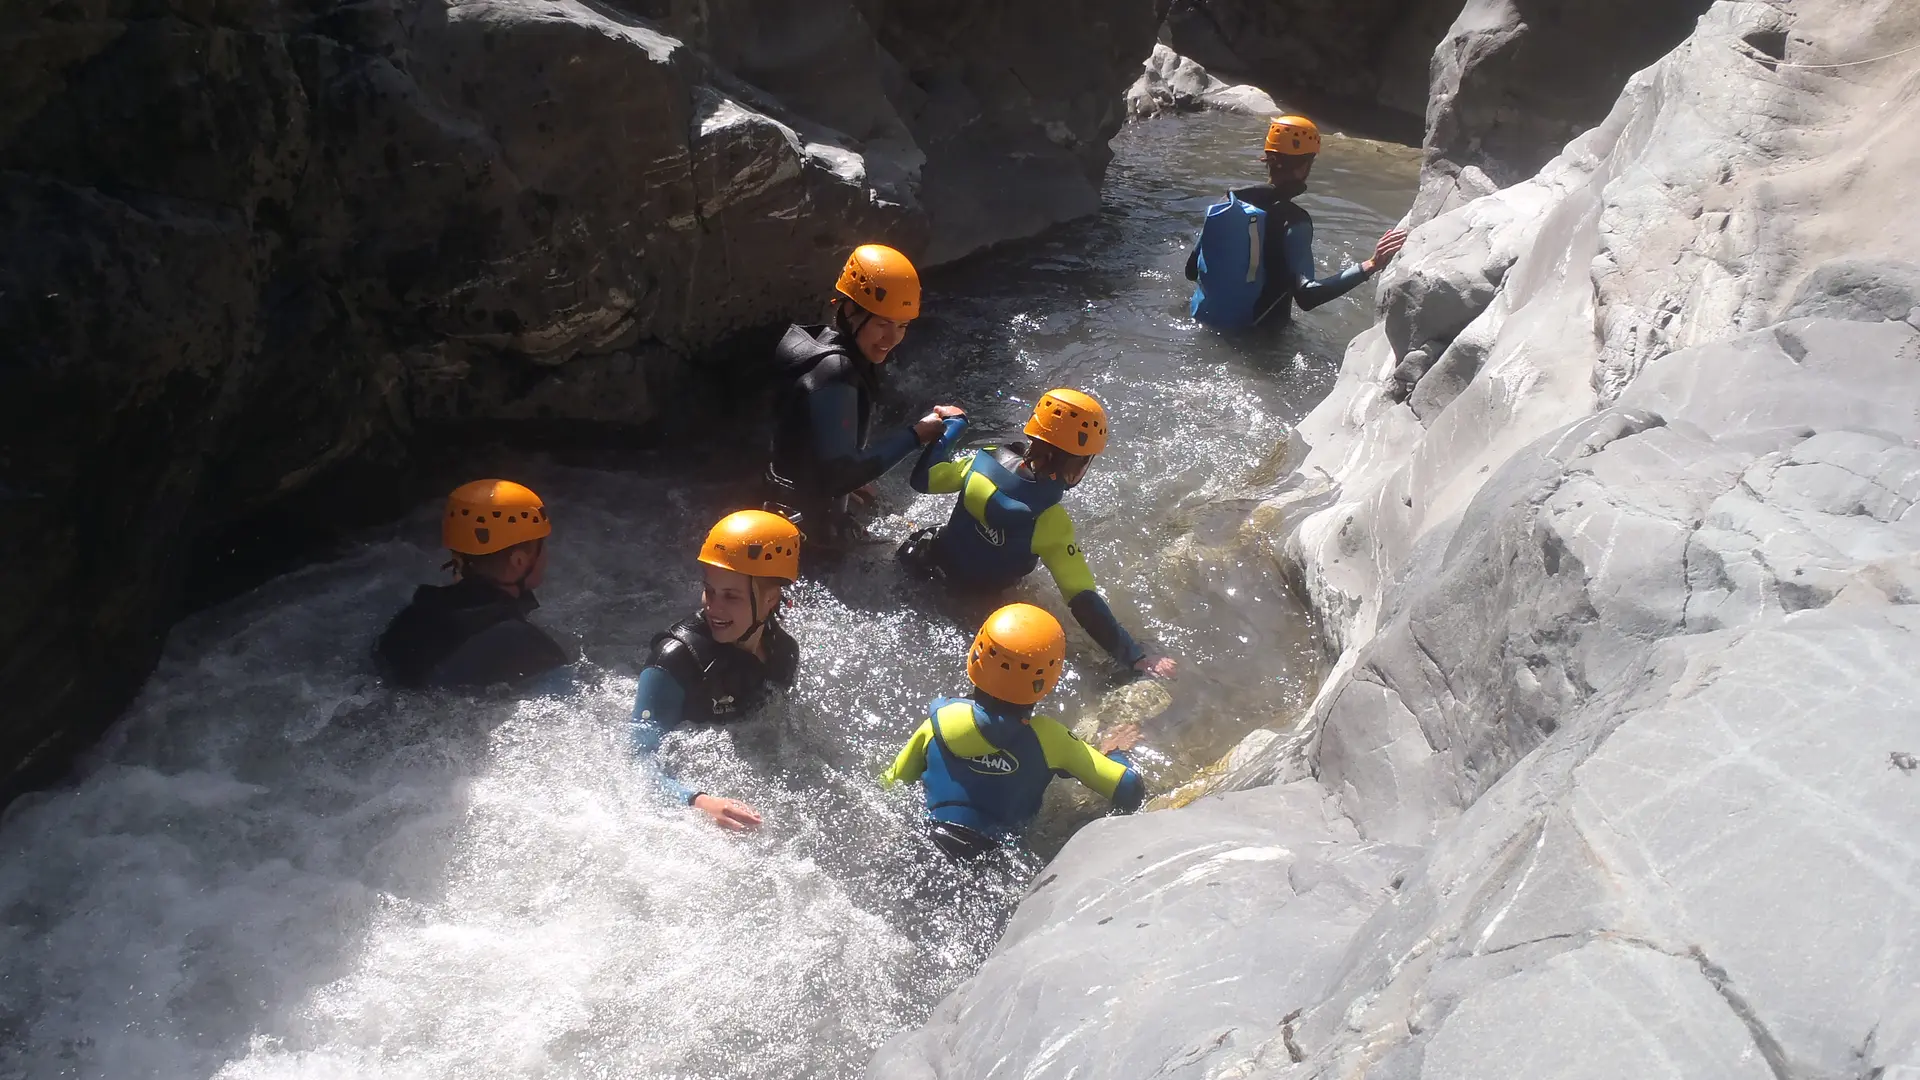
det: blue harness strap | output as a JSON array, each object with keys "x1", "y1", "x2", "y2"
[{"x1": 1189, "y1": 193, "x2": 1268, "y2": 330}]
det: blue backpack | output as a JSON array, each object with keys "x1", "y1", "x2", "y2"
[{"x1": 1188, "y1": 193, "x2": 1267, "y2": 329}]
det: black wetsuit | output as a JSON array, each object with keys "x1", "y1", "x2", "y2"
[
  {"x1": 1184, "y1": 184, "x2": 1371, "y2": 327},
  {"x1": 763, "y1": 322, "x2": 922, "y2": 537},
  {"x1": 629, "y1": 612, "x2": 800, "y2": 803},
  {"x1": 375, "y1": 577, "x2": 569, "y2": 689}
]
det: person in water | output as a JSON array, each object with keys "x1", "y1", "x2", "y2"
[
  {"x1": 765, "y1": 243, "x2": 967, "y2": 546},
  {"x1": 629, "y1": 509, "x2": 802, "y2": 831},
  {"x1": 1185, "y1": 114, "x2": 1408, "y2": 329},
  {"x1": 882, "y1": 602, "x2": 1146, "y2": 859},
  {"x1": 900, "y1": 388, "x2": 1177, "y2": 679},
  {"x1": 375, "y1": 480, "x2": 571, "y2": 689}
]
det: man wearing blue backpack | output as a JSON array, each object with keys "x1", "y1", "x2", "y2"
[{"x1": 1185, "y1": 115, "x2": 1408, "y2": 331}]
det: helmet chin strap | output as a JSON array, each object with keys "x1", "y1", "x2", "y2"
[
  {"x1": 836, "y1": 300, "x2": 875, "y2": 343},
  {"x1": 733, "y1": 578, "x2": 773, "y2": 651}
]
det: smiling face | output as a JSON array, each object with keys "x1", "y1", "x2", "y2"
[
  {"x1": 841, "y1": 300, "x2": 910, "y2": 364},
  {"x1": 701, "y1": 564, "x2": 783, "y2": 645},
  {"x1": 1265, "y1": 151, "x2": 1315, "y2": 199}
]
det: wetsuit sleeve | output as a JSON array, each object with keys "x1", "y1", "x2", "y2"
[
  {"x1": 807, "y1": 382, "x2": 922, "y2": 496},
  {"x1": 1031, "y1": 504, "x2": 1147, "y2": 666},
  {"x1": 427, "y1": 621, "x2": 570, "y2": 688},
  {"x1": 910, "y1": 418, "x2": 971, "y2": 493},
  {"x1": 880, "y1": 720, "x2": 935, "y2": 787},
  {"x1": 1280, "y1": 212, "x2": 1369, "y2": 311},
  {"x1": 630, "y1": 665, "x2": 697, "y2": 805},
  {"x1": 1032, "y1": 718, "x2": 1146, "y2": 812}
]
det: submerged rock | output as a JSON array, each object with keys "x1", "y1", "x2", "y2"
[{"x1": 871, "y1": 2, "x2": 1920, "y2": 1077}]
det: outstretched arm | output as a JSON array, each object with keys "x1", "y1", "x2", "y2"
[
  {"x1": 807, "y1": 382, "x2": 923, "y2": 496},
  {"x1": 1031, "y1": 505, "x2": 1147, "y2": 667},
  {"x1": 1278, "y1": 213, "x2": 1370, "y2": 312},
  {"x1": 910, "y1": 418, "x2": 971, "y2": 493},
  {"x1": 630, "y1": 665, "x2": 695, "y2": 805},
  {"x1": 1032, "y1": 718, "x2": 1146, "y2": 812},
  {"x1": 881, "y1": 720, "x2": 935, "y2": 787}
]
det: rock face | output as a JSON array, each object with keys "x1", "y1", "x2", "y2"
[
  {"x1": 868, "y1": 2, "x2": 1920, "y2": 1077},
  {"x1": 1416, "y1": 0, "x2": 1718, "y2": 218},
  {"x1": 1165, "y1": 0, "x2": 1461, "y2": 127},
  {"x1": 1125, "y1": 43, "x2": 1280, "y2": 120},
  {"x1": 0, "y1": 0, "x2": 1162, "y2": 801}
]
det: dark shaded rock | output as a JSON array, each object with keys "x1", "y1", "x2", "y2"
[
  {"x1": 647, "y1": 0, "x2": 1167, "y2": 263},
  {"x1": 1165, "y1": 0, "x2": 1458, "y2": 136}
]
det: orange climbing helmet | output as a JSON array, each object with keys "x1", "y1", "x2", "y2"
[
  {"x1": 835, "y1": 244, "x2": 921, "y2": 322},
  {"x1": 1024, "y1": 388, "x2": 1110, "y2": 457},
  {"x1": 443, "y1": 480, "x2": 551, "y2": 555},
  {"x1": 966, "y1": 603, "x2": 1067, "y2": 706},
  {"x1": 698, "y1": 509, "x2": 802, "y2": 582},
  {"x1": 1264, "y1": 114, "x2": 1321, "y2": 156}
]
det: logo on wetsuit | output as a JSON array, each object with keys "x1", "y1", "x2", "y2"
[
  {"x1": 972, "y1": 520, "x2": 1007, "y2": 547},
  {"x1": 965, "y1": 749, "x2": 1019, "y2": 775},
  {"x1": 710, "y1": 693, "x2": 737, "y2": 715}
]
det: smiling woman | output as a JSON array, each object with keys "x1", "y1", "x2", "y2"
[{"x1": 629, "y1": 510, "x2": 802, "y2": 831}]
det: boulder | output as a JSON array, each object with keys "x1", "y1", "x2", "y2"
[
  {"x1": 1125, "y1": 43, "x2": 1279, "y2": 120},
  {"x1": 0, "y1": 0, "x2": 1164, "y2": 802}
]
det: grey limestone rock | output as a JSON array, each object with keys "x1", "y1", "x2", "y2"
[
  {"x1": 1125, "y1": 43, "x2": 1279, "y2": 121},
  {"x1": 871, "y1": 3, "x2": 1920, "y2": 1078},
  {"x1": 865, "y1": 782, "x2": 1421, "y2": 1080},
  {"x1": 1419, "y1": 0, "x2": 1716, "y2": 220}
]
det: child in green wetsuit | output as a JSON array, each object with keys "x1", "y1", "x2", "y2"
[
  {"x1": 900, "y1": 388, "x2": 1177, "y2": 679},
  {"x1": 882, "y1": 603, "x2": 1146, "y2": 859}
]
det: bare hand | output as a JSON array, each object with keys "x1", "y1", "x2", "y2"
[
  {"x1": 692, "y1": 794, "x2": 762, "y2": 831},
  {"x1": 1364, "y1": 228, "x2": 1409, "y2": 274},
  {"x1": 1133, "y1": 654, "x2": 1178, "y2": 680},
  {"x1": 1097, "y1": 723, "x2": 1142, "y2": 755},
  {"x1": 849, "y1": 482, "x2": 879, "y2": 508},
  {"x1": 915, "y1": 405, "x2": 966, "y2": 443}
]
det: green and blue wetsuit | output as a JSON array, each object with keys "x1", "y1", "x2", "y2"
[
  {"x1": 881, "y1": 693, "x2": 1145, "y2": 843},
  {"x1": 908, "y1": 418, "x2": 1147, "y2": 667}
]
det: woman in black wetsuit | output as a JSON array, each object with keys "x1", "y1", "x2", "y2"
[{"x1": 627, "y1": 509, "x2": 803, "y2": 831}]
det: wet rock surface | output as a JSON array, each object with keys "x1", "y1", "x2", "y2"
[
  {"x1": 869, "y1": 2, "x2": 1920, "y2": 1077},
  {"x1": 1125, "y1": 43, "x2": 1279, "y2": 120},
  {"x1": 0, "y1": 0, "x2": 1162, "y2": 800}
]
